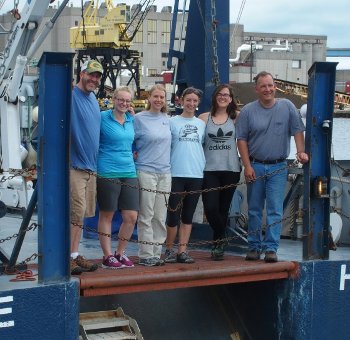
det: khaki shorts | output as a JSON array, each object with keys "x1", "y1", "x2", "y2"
[{"x1": 70, "y1": 169, "x2": 97, "y2": 224}]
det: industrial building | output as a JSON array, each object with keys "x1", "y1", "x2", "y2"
[{"x1": 0, "y1": 3, "x2": 332, "y2": 90}]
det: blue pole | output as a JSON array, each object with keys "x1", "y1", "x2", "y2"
[
  {"x1": 303, "y1": 62, "x2": 337, "y2": 260},
  {"x1": 37, "y1": 52, "x2": 74, "y2": 282},
  {"x1": 175, "y1": 0, "x2": 230, "y2": 112}
]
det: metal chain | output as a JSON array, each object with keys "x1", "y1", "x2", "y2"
[
  {"x1": 1, "y1": 253, "x2": 38, "y2": 276},
  {"x1": 0, "y1": 165, "x2": 36, "y2": 183},
  {"x1": 0, "y1": 222, "x2": 38, "y2": 244},
  {"x1": 74, "y1": 212, "x2": 294, "y2": 248},
  {"x1": 0, "y1": 0, "x2": 22, "y2": 80},
  {"x1": 0, "y1": 161, "x2": 302, "y2": 271},
  {"x1": 195, "y1": 0, "x2": 220, "y2": 86},
  {"x1": 210, "y1": 0, "x2": 220, "y2": 86},
  {"x1": 73, "y1": 162, "x2": 298, "y2": 213}
]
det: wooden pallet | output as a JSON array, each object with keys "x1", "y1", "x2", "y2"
[{"x1": 79, "y1": 307, "x2": 143, "y2": 340}]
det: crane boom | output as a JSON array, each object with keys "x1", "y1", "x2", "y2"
[
  {"x1": 0, "y1": 1, "x2": 53, "y2": 85},
  {"x1": 0, "y1": 0, "x2": 69, "y2": 210}
]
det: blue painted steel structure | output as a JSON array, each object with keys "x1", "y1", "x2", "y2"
[
  {"x1": 37, "y1": 52, "x2": 74, "y2": 282},
  {"x1": 0, "y1": 52, "x2": 79, "y2": 339},
  {"x1": 303, "y1": 62, "x2": 337, "y2": 260},
  {"x1": 167, "y1": 0, "x2": 230, "y2": 112}
]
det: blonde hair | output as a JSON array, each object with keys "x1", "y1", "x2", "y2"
[
  {"x1": 146, "y1": 84, "x2": 168, "y2": 113},
  {"x1": 113, "y1": 86, "x2": 133, "y2": 99}
]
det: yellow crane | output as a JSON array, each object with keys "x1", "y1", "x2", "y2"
[
  {"x1": 70, "y1": 1, "x2": 155, "y2": 102},
  {"x1": 70, "y1": 1, "x2": 131, "y2": 49}
]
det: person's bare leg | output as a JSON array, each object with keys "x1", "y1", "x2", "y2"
[
  {"x1": 98, "y1": 210, "x2": 114, "y2": 257},
  {"x1": 71, "y1": 223, "x2": 83, "y2": 254},
  {"x1": 116, "y1": 210, "x2": 138, "y2": 255}
]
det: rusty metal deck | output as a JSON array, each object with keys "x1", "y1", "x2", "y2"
[{"x1": 78, "y1": 250, "x2": 298, "y2": 297}]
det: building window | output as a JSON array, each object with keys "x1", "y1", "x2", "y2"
[
  {"x1": 134, "y1": 29, "x2": 143, "y2": 43},
  {"x1": 75, "y1": 20, "x2": 79, "y2": 26},
  {"x1": 161, "y1": 52, "x2": 168, "y2": 58},
  {"x1": 147, "y1": 19, "x2": 157, "y2": 44},
  {"x1": 292, "y1": 60, "x2": 301, "y2": 69},
  {"x1": 161, "y1": 20, "x2": 171, "y2": 44},
  {"x1": 148, "y1": 68, "x2": 158, "y2": 76}
]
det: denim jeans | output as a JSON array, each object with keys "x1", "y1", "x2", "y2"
[{"x1": 246, "y1": 161, "x2": 288, "y2": 252}]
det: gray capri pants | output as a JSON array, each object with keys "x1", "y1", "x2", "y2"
[{"x1": 97, "y1": 177, "x2": 139, "y2": 212}]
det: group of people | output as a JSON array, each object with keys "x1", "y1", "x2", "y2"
[{"x1": 69, "y1": 59, "x2": 308, "y2": 275}]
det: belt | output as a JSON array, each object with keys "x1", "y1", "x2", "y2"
[{"x1": 249, "y1": 156, "x2": 285, "y2": 164}]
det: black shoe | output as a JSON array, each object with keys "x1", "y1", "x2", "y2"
[
  {"x1": 245, "y1": 250, "x2": 261, "y2": 261},
  {"x1": 264, "y1": 251, "x2": 278, "y2": 263},
  {"x1": 164, "y1": 249, "x2": 177, "y2": 263},
  {"x1": 177, "y1": 252, "x2": 195, "y2": 264},
  {"x1": 211, "y1": 244, "x2": 224, "y2": 261},
  {"x1": 138, "y1": 257, "x2": 165, "y2": 267}
]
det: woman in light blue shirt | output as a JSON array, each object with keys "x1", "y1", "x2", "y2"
[
  {"x1": 164, "y1": 87, "x2": 206, "y2": 264},
  {"x1": 133, "y1": 84, "x2": 172, "y2": 266}
]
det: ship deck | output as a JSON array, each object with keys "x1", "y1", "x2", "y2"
[
  {"x1": 1, "y1": 214, "x2": 350, "y2": 296},
  {"x1": 77, "y1": 251, "x2": 297, "y2": 297}
]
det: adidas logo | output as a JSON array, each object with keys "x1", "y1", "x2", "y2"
[{"x1": 208, "y1": 128, "x2": 233, "y2": 143}]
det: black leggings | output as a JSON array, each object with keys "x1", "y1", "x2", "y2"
[
  {"x1": 202, "y1": 171, "x2": 241, "y2": 241},
  {"x1": 167, "y1": 177, "x2": 203, "y2": 227}
]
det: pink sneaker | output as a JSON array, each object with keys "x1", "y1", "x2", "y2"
[
  {"x1": 102, "y1": 255, "x2": 124, "y2": 269},
  {"x1": 115, "y1": 252, "x2": 134, "y2": 268}
]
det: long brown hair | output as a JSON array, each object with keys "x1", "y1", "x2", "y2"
[{"x1": 210, "y1": 84, "x2": 238, "y2": 120}]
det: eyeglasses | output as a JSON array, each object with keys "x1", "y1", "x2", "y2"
[
  {"x1": 217, "y1": 93, "x2": 231, "y2": 98},
  {"x1": 115, "y1": 98, "x2": 132, "y2": 104}
]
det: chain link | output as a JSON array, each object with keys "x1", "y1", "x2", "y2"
[
  {"x1": 0, "y1": 165, "x2": 36, "y2": 184},
  {"x1": 210, "y1": 0, "x2": 220, "y2": 86},
  {"x1": 73, "y1": 162, "x2": 297, "y2": 213},
  {"x1": 0, "y1": 161, "x2": 304, "y2": 274},
  {"x1": 74, "y1": 212, "x2": 294, "y2": 249},
  {"x1": 0, "y1": 0, "x2": 21, "y2": 80},
  {"x1": 0, "y1": 222, "x2": 38, "y2": 244},
  {"x1": 1, "y1": 253, "x2": 39, "y2": 276},
  {"x1": 195, "y1": 0, "x2": 220, "y2": 87}
]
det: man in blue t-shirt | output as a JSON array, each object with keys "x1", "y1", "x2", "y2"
[
  {"x1": 236, "y1": 71, "x2": 309, "y2": 263},
  {"x1": 70, "y1": 60, "x2": 103, "y2": 275}
]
